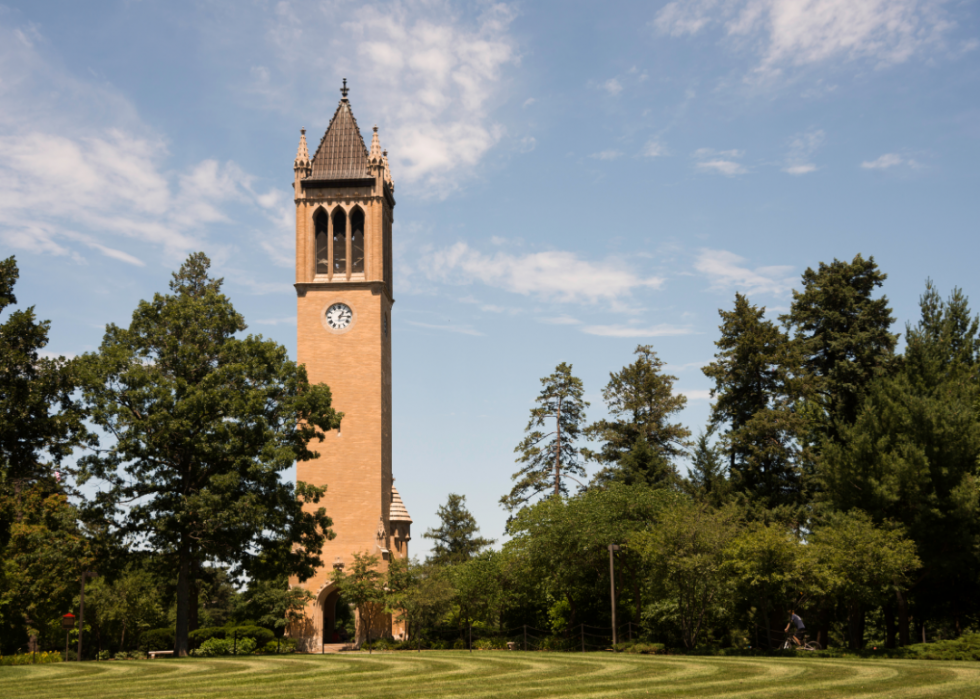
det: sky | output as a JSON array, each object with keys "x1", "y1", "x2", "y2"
[{"x1": 2, "y1": 0, "x2": 979, "y2": 558}]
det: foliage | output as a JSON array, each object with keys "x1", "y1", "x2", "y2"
[
  {"x1": 502, "y1": 362, "x2": 589, "y2": 514},
  {"x1": 684, "y1": 428, "x2": 730, "y2": 506},
  {"x1": 236, "y1": 576, "x2": 314, "y2": 635},
  {"x1": 586, "y1": 345, "x2": 690, "y2": 487},
  {"x1": 423, "y1": 494, "x2": 493, "y2": 566},
  {"x1": 0, "y1": 651, "x2": 63, "y2": 665},
  {"x1": 385, "y1": 558, "x2": 455, "y2": 639},
  {"x1": 84, "y1": 566, "x2": 165, "y2": 653},
  {"x1": 140, "y1": 627, "x2": 175, "y2": 652},
  {"x1": 259, "y1": 637, "x2": 297, "y2": 654},
  {"x1": 633, "y1": 500, "x2": 742, "y2": 648},
  {"x1": 190, "y1": 636, "x2": 256, "y2": 656},
  {"x1": 76, "y1": 253, "x2": 340, "y2": 655},
  {"x1": 187, "y1": 625, "x2": 275, "y2": 649},
  {"x1": 332, "y1": 552, "x2": 384, "y2": 644}
]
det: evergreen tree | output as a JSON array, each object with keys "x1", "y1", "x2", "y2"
[
  {"x1": 77, "y1": 253, "x2": 340, "y2": 656},
  {"x1": 819, "y1": 281, "x2": 980, "y2": 642},
  {"x1": 502, "y1": 362, "x2": 588, "y2": 514},
  {"x1": 585, "y1": 345, "x2": 689, "y2": 487},
  {"x1": 702, "y1": 294, "x2": 805, "y2": 511},
  {"x1": 684, "y1": 429, "x2": 730, "y2": 506},
  {"x1": 423, "y1": 493, "x2": 494, "y2": 566},
  {"x1": 782, "y1": 254, "x2": 897, "y2": 444}
]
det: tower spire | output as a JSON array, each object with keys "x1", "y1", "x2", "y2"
[
  {"x1": 294, "y1": 127, "x2": 310, "y2": 171},
  {"x1": 370, "y1": 125, "x2": 382, "y2": 159}
]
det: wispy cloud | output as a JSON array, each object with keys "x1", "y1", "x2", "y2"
[
  {"x1": 861, "y1": 153, "x2": 918, "y2": 169},
  {"x1": 405, "y1": 320, "x2": 484, "y2": 336},
  {"x1": 582, "y1": 324, "x2": 696, "y2": 338},
  {"x1": 695, "y1": 249, "x2": 795, "y2": 295},
  {"x1": 783, "y1": 129, "x2": 824, "y2": 175},
  {"x1": 539, "y1": 315, "x2": 582, "y2": 325},
  {"x1": 653, "y1": 0, "x2": 958, "y2": 78},
  {"x1": 641, "y1": 140, "x2": 667, "y2": 158},
  {"x1": 426, "y1": 242, "x2": 664, "y2": 307},
  {"x1": 693, "y1": 148, "x2": 747, "y2": 176},
  {"x1": 680, "y1": 388, "x2": 713, "y2": 401},
  {"x1": 260, "y1": 0, "x2": 518, "y2": 197},
  {"x1": 590, "y1": 150, "x2": 623, "y2": 161},
  {"x1": 602, "y1": 78, "x2": 624, "y2": 95}
]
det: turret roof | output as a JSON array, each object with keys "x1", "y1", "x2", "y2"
[
  {"x1": 309, "y1": 80, "x2": 369, "y2": 180},
  {"x1": 390, "y1": 486, "x2": 412, "y2": 523}
]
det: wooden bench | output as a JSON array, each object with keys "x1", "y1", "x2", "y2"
[{"x1": 148, "y1": 650, "x2": 175, "y2": 659}]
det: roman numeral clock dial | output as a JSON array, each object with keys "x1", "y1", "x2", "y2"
[{"x1": 325, "y1": 303, "x2": 352, "y2": 330}]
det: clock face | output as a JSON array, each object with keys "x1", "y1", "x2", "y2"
[{"x1": 325, "y1": 303, "x2": 353, "y2": 330}]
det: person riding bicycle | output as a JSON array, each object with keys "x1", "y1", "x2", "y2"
[{"x1": 784, "y1": 609, "x2": 805, "y2": 646}]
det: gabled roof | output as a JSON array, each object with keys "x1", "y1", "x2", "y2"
[
  {"x1": 309, "y1": 87, "x2": 369, "y2": 181},
  {"x1": 390, "y1": 486, "x2": 412, "y2": 523}
]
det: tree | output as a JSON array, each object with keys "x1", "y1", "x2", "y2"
[
  {"x1": 85, "y1": 566, "x2": 164, "y2": 653},
  {"x1": 502, "y1": 362, "x2": 588, "y2": 514},
  {"x1": 0, "y1": 256, "x2": 92, "y2": 652},
  {"x1": 809, "y1": 511, "x2": 920, "y2": 649},
  {"x1": 237, "y1": 576, "x2": 314, "y2": 638},
  {"x1": 332, "y1": 552, "x2": 383, "y2": 646},
  {"x1": 586, "y1": 345, "x2": 689, "y2": 487},
  {"x1": 782, "y1": 254, "x2": 897, "y2": 444},
  {"x1": 423, "y1": 493, "x2": 493, "y2": 566},
  {"x1": 702, "y1": 293, "x2": 806, "y2": 512},
  {"x1": 384, "y1": 558, "x2": 454, "y2": 642},
  {"x1": 633, "y1": 500, "x2": 742, "y2": 648},
  {"x1": 818, "y1": 281, "x2": 980, "y2": 643},
  {"x1": 77, "y1": 253, "x2": 340, "y2": 656},
  {"x1": 684, "y1": 429, "x2": 730, "y2": 507}
]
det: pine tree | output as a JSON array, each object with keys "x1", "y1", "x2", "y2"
[
  {"x1": 502, "y1": 362, "x2": 588, "y2": 514},
  {"x1": 424, "y1": 493, "x2": 494, "y2": 566},
  {"x1": 702, "y1": 294, "x2": 805, "y2": 511},
  {"x1": 782, "y1": 254, "x2": 897, "y2": 444},
  {"x1": 585, "y1": 345, "x2": 689, "y2": 487},
  {"x1": 684, "y1": 429, "x2": 730, "y2": 506}
]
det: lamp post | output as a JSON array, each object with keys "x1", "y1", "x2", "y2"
[
  {"x1": 608, "y1": 544, "x2": 621, "y2": 646},
  {"x1": 61, "y1": 613, "x2": 75, "y2": 661}
]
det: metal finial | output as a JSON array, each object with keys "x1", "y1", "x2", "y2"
[
  {"x1": 301, "y1": 127, "x2": 306, "y2": 135},
  {"x1": 373, "y1": 125, "x2": 378, "y2": 132},
  {"x1": 341, "y1": 78, "x2": 349, "y2": 99}
]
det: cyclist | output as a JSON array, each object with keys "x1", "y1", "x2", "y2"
[{"x1": 784, "y1": 609, "x2": 805, "y2": 647}]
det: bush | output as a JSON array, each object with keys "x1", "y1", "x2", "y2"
[
  {"x1": 0, "y1": 651, "x2": 64, "y2": 666},
  {"x1": 141, "y1": 628, "x2": 175, "y2": 651},
  {"x1": 429, "y1": 640, "x2": 449, "y2": 650},
  {"x1": 259, "y1": 638, "x2": 297, "y2": 655},
  {"x1": 453, "y1": 638, "x2": 468, "y2": 650},
  {"x1": 188, "y1": 625, "x2": 275, "y2": 650},
  {"x1": 474, "y1": 636, "x2": 510, "y2": 650},
  {"x1": 188, "y1": 627, "x2": 225, "y2": 648},
  {"x1": 97, "y1": 650, "x2": 111, "y2": 661},
  {"x1": 191, "y1": 636, "x2": 257, "y2": 657}
]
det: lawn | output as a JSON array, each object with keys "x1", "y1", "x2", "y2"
[{"x1": 2, "y1": 652, "x2": 978, "y2": 698}]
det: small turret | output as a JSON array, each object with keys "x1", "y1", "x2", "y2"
[{"x1": 293, "y1": 128, "x2": 311, "y2": 196}]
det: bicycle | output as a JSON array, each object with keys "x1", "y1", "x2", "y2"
[{"x1": 780, "y1": 632, "x2": 821, "y2": 651}]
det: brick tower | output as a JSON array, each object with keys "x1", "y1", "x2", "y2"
[{"x1": 290, "y1": 81, "x2": 411, "y2": 651}]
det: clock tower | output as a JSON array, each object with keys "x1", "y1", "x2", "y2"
[{"x1": 291, "y1": 81, "x2": 411, "y2": 651}]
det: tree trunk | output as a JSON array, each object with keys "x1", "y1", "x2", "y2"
[
  {"x1": 896, "y1": 589, "x2": 910, "y2": 646},
  {"x1": 884, "y1": 602, "x2": 896, "y2": 649},
  {"x1": 555, "y1": 398, "x2": 562, "y2": 496},
  {"x1": 174, "y1": 538, "x2": 191, "y2": 657},
  {"x1": 848, "y1": 601, "x2": 864, "y2": 650}
]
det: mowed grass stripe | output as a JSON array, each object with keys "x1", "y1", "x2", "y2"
[{"x1": 3, "y1": 653, "x2": 979, "y2": 699}]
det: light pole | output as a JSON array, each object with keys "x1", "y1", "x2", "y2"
[
  {"x1": 608, "y1": 544, "x2": 621, "y2": 645},
  {"x1": 61, "y1": 614, "x2": 75, "y2": 661}
]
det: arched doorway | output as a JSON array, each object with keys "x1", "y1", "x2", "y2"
[{"x1": 319, "y1": 586, "x2": 354, "y2": 644}]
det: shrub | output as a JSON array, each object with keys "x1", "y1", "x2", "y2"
[
  {"x1": 453, "y1": 638, "x2": 468, "y2": 650},
  {"x1": 0, "y1": 651, "x2": 64, "y2": 666},
  {"x1": 188, "y1": 627, "x2": 225, "y2": 648},
  {"x1": 230, "y1": 626, "x2": 275, "y2": 648},
  {"x1": 97, "y1": 650, "x2": 111, "y2": 661},
  {"x1": 259, "y1": 638, "x2": 297, "y2": 655},
  {"x1": 429, "y1": 640, "x2": 449, "y2": 650},
  {"x1": 141, "y1": 628, "x2": 175, "y2": 651},
  {"x1": 474, "y1": 636, "x2": 509, "y2": 651},
  {"x1": 191, "y1": 636, "x2": 257, "y2": 657}
]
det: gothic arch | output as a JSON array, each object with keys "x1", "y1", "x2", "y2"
[
  {"x1": 349, "y1": 205, "x2": 366, "y2": 275},
  {"x1": 332, "y1": 207, "x2": 347, "y2": 276},
  {"x1": 313, "y1": 207, "x2": 330, "y2": 277}
]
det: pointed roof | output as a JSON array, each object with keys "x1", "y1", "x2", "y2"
[
  {"x1": 389, "y1": 486, "x2": 412, "y2": 523},
  {"x1": 294, "y1": 128, "x2": 310, "y2": 168},
  {"x1": 309, "y1": 80, "x2": 369, "y2": 180}
]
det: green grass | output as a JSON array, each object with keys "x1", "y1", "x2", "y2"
[{"x1": 2, "y1": 651, "x2": 978, "y2": 698}]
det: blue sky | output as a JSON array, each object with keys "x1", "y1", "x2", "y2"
[{"x1": 2, "y1": 0, "x2": 978, "y2": 557}]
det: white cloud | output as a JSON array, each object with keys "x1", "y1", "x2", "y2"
[
  {"x1": 692, "y1": 148, "x2": 747, "y2": 176},
  {"x1": 426, "y1": 242, "x2": 664, "y2": 306},
  {"x1": 861, "y1": 153, "x2": 905, "y2": 169},
  {"x1": 783, "y1": 129, "x2": 824, "y2": 175},
  {"x1": 641, "y1": 140, "x2": 667, "y2": 158},
  {"x1": 253, "y1": 317, "x2": 297, "y2": 326},
  {"x1": 602, "y1": 78, "x2": 624, "y2": 95},
  {"x1": 590, "y1": 150, "x2": 623, "y2": 161},
  {"x1": 680, "y1": 389, "x2": 713, "y2": 401},
  {"x1": 653, "y1": 0, "x2": 958, "y2": 77},
  {"x1": 581, "y1": 324, "x2": 696, "y2": 338},
  {"x1": 522, "y1": 97, "x2": 536, "y2": 108},
  {"x1": 539, "y1": 315, "x2": 582, "y2": 325},
  {"x1": 695, "y1": 249, "x2": 795, "y2": 295},
  {"x1": 405, "y1": 320, "x2": 484, "y2": 336},
  {"x1": 262, "y1": 0, "x2": 518, "y2": 196},
  {"x1": 0, "y1": 22, "x2": 291, "y2": 271}
]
